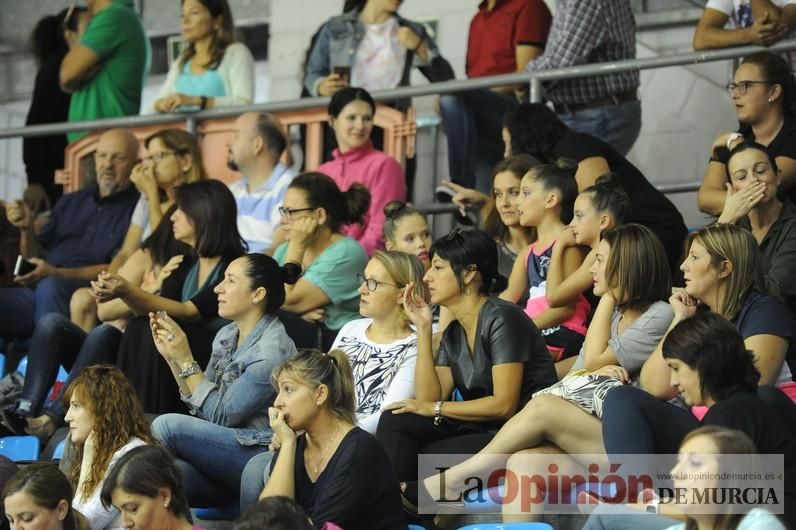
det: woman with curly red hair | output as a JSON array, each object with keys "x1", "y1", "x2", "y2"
[{"x1": 62, "y1": 365, "x2": 154, "y2": 529}]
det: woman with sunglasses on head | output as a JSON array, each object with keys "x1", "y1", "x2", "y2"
[
  {"x1": 330, "y1": 250, "x2": 429, "y2": 434},
  {"x1": 376, "y1": 228, "x2": 557, "y2": 504},
  {"x1": 717, "y1": 141, "x2": 796, "y2": 319},
  {"x1": 274, "y1": 172, "x2": 370, "y2": 351},
  {"x1": 699, "y1": 51, "x2": 796, "y2": 215}
]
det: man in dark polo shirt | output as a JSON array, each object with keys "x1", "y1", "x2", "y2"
[
  {"x1": 1, "y1": 128, "x2": 139, "y2": 339},
  {"x1": 440, "y1": 0, "x2": 552, "y2": 192}
]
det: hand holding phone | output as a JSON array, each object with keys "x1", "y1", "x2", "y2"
[{"x1": 14, "y1": 255, "x2": 36, "y2": 277}]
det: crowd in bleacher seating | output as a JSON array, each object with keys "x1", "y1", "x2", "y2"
[{"x1": 2, "y1": 0, "x2": 796, "y2": 529}]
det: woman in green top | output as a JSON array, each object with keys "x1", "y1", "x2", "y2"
[{"x1": 273, "y1": 172, "x2": 370, "y2": 350}]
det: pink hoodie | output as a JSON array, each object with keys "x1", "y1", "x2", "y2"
[{"x1": 317, "y1": 141, "x2": 407, "y2": 256}]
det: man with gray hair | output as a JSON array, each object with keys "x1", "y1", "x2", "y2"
[{"x1": 227, "y1": 112, "x2": 297, "y2": 253}]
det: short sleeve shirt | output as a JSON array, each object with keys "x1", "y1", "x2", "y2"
[
  {"x1": 436, "y1": 297, "x2": 557, "y2": 409},
  {"x1": 68, "y1": 0, "x2": 150, "y2": 142},
  {"x1": 273, "y1": 237, "x2": 368, "y2": 331},
  {"x1": 734, "y1": 292, "x2": 794, "y2": 384}
]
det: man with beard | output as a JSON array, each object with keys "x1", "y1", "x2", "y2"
[
  {"x1": 0, "y1": 128, "x2": 139, "y2": 339},
  {"x1": 227, "y1": 112, "x2": 296, "y2": 253}
]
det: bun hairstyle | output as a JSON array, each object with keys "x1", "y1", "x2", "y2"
[
  {"x1": 100, "y1": 445, "x2": 191, "y2": 520},
  {"x1": 430, "y1": 228, "x2": 507, "y2": 295},
  {"x1": 741, "y1": 51, "x2": 796, "y2": 117},
  {"x1": 3, "y1": 463, "x2": 86, "y2": 530},
  {"x1": 241, "y1": 253, "x2": 300, "y2": 313},
  {"x1": 524, "y1": 158, "x2": 579, "y2": 223},
  {"x1": 383, "y1": 200, "x2": 425, "y2": 242},
  {"x1": 288, "y1": 172, "x2": 370, "y2": 232},
  {"x1": 328, "y1": 86, "x2": 376, "y2": 117},
  {"x1": 273, "y1": 349, "x2": 356, "y2": 425},
  {"x1": 662, "y1": 312, "x2": 760, "y2": 402},
  {"x1": 581, "y1": 173, "x2": 632, "y2": 225},
  {"x1": 726, "y1": 140, "x2": 780, "y2": 179}
]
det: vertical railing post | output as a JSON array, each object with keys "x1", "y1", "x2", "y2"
[
  {"x1": 529, "y1": 76, "x2": 543, "y2": 103},
  {"x1": 185, "y1": 116, "x2": 198, "y2": 135}
]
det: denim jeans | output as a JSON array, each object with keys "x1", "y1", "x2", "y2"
[
  {"x1": 152, "y1": 413, "x2": 268, "y2": 507},
  {"x1": 239, "y1": 450, "x2": 275, "y2": 512},
  {"x1": 558, "y1": 100, "x2": 642, "y2": 156},
  {"x1": 0, "y1": 277, "x2": 88, "y2": 339},
  {"x1": 16, "y1": 314, "x2": 121, "y2": 421},
  {"x1": 582, "y1": 504, "x2": 677, "y2": 530},
  {"x1": 439, "y1": 89, "x2": 518, "y2": 193}
]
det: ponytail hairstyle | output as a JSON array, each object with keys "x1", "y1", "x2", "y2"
[
  {"x1": 600, "y1": 224, "x2": 671, "y2": 312},
  {"x1": 140, "y1": 204, "x2": 194, "y2": 268},
  {"x1": 100, "y1": 445, "x2": 191, "y2": 521},
  {"x1": 328, "y1": 86, "x2": 376, "y2": 118},
  {"x1": 524, "y1": 158, "x2": 579, "y2": 223},
  {"x1": 741, "y1": 51, "x2": 796, "y2": 117},
  {"x1": 371, "y1": 250, "x2": 430, "y2": 324},
  {"x1": 240, "y1": 253, "x2": 300, "y2": 313},
  {"x1": 430, "y1": 228, "x2": 507, "y2": 295},
  {"x1": 580, "y1": 173, "x2": 632, "y2": 225},
  {"x1": 483, "y1": 154, "x2": 541, "y2": 240},
  {"x1": 383, "y1": 201, "x2": 427, "y2": 244},
  {"x1": 273, "y1": 349, "x2": 356, "y2": 424},
  {"x1": 288, "y1": 172, "x2": 370, "y2": 232},
  {"x1": 3, "y1": 463, "x2": 88, "y2": 530}
]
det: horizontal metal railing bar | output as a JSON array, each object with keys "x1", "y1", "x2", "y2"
[{"x1": 3, "y1": 39, "x2": 796, "y2": 140}]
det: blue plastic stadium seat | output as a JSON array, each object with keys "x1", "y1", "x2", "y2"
[
  {"x1": 16, "y1": 356, "x2": 27, "y2": 377},
  {"x1": 0, "y1": 435, "x2": 41, "y2": 461},
  {"x1": 408, "y1": 526, "x2": 425, "y2": 530},
  {"x1": 0, "y1": 353, "x2": 5, "y2": 377},
  {"x1": 193, "y1": 504, "x2": 240, "y2": 521},
  {"x1": 457, "y1": 524, "x2": 553, "y2": 530},
  {"x1": 52, "y1": 439, "x2": 66, "y2": 460}
]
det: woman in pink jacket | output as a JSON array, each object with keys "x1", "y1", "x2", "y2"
[{"x1": 318, "y1": 87, "x2": 407, "y2": 256}]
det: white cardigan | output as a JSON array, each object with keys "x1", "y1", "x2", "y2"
[{"x1": 151, "y1": 42, "x2": 255, "y2": 112}]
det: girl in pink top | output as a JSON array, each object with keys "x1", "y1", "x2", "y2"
[
  {"x1": 317, "y1": 87, "x2": 407, "y2": 256},
  {"x1": 501, "y1": 162, "x2": 590, "y2": 361}
]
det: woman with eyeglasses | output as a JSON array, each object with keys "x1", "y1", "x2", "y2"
[
  {"x1": 699, "y1": 51, "x2": 796, "y2": 215},
  {"x1": 273, "y1": 172, "x2": 370, "y2": 351},
  {"x1": 329, "y1": 250, "x2": 429, "y2": 434},
  {"x1": 376, "y1": 228, "x2": 557, "y2": 506}
]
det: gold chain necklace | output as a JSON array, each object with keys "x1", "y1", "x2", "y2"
[{"x1": 310, "y1": 425, "x2": 341, "y2": 477}]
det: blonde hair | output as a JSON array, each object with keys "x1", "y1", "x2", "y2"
[
  {"x1": 687, "y1": 224, "x2": 765, "y2": 320},
  {"x1": 372, "y1": 250, "x2": 429, "y2": 324},
  {"x1": 144, "y1": 129, "x2": 207, "y2": 184},
  {"x1": 273, "y1": 349, "x2": 356, "y2": 424}
]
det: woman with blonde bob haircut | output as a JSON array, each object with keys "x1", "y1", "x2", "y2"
[
  {"x1": 260, "y1": 348, "x2": 405, "y2": 530},
  {"x1": 62, "y1": 365, "x2": 155, "y2": 530},
  {"x1": 3, "y1": 464, "x2": 90, "y2": 530},
  {"x1": 330, "y1": 250, "x2": 429, "y2": 434}
]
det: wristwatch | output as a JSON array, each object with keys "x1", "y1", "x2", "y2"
[
  {"x1": 433, "y1": 401, "x2": 443, "y2": 426},
  {"x1": 178, "y1": 361, "x2": 201, "y2": 379},
  {"x1": 726, "y1": 132, "x2": 743, "y2": 150}
]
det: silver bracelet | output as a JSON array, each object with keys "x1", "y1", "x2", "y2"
[{"x1": 178, "y1": 361, "x2": 201, "y2": 379}]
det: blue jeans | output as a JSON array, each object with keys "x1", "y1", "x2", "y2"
[
  {"x1": 440, "y1": 89, "x2": 518, "y2": 193},
  {"x1": 582, "y1": 503, "x2": 677, "y2": 530},
  {"x1": 0, "y1": 277, "x2": 88, "y2": 338},
  {"x1": 558, "y1": 100, "x2": 642, "y2": 156},
  {"x1": 152, "y1": 413, "x2": 268, "y2": 507},
  {"x1": 239, "y1": 450, "x2": 275, "y2": 512},
  {"x1": 16, "y1": 314, "x2": 121, "y2": 421}
]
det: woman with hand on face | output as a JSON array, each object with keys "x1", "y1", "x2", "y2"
[
  {"x1": 260, "y1": 349, "x2": 405, "y2": 530},
  {"x1": 699, "y1": 52, "x2": 796, "y2": 215},
  {"x1": 153, "y1": 0, "x2": 253, "y2": 113},
  {"x1": 317, "y1": 87, "x2": 406, "y2": 256},
  {"x1": 718, "y1": 141, "x2": 796, "y2": 317},
  {"x1": 273, "y1": 172, "x2": 370, "y2": 351},
  {"x1": 62, "y1": 365, "x2": 154, "y2": 530},
  {"x1": 149, "y1": 253, "x2": 298, "y2": 507},
  {"x1": 94, "y1": 180, "x2": 246, "y2": 413},
  {"x1": 101, "y1": 445, "x2": 199, "y2": 530},
  {"x1": 3, "y1": 464, "x2": 90, "y2": 530}
]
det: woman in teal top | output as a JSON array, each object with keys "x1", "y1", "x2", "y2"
[
  {"x1": 153, "y1": 0, "x2": 254, "y2": 113},
  {"x1": 96, "y1": 180, "x2": 247, "y2": 414},
  {"x1": 273, "y1": 172, "x2": 370, "y2": 350}
]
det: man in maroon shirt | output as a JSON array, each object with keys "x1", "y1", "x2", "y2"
[{"x1": 440, "y1": 0, "x2": 551, "y2": 192}]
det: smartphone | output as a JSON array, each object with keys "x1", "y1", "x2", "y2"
[
  {"x1": 13, "y1": 255, "x2": 36, "y2": 277},
  {"x1": 333, "y1": 66, "x2": 351, "y2": 85}
]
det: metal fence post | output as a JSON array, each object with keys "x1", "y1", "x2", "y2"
[
  {"x1": 529, "y1": 76, "x2": 543, "y2": 103},
  {"x1": 185, "y1": 116, "x2": 198, "y2": 135}
]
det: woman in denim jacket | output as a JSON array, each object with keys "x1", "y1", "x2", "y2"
[
  {"x1": 304, "y1": 0, "x2": 454, "y2": 106},
  {"x1": 148, "y1": 253, "x2": 299, "y2": 506}
]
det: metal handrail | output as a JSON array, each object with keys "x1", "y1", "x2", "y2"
[{"x1": 3, "y1": 39, "x2": 796, "y2": 139}]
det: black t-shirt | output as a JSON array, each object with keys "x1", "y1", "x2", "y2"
[
  {"x1": 734, "y1": 291, "x2": 795, "y2": 382},
  {"x1": 160, "y1": 255, "x2": 232, "y2": 320},
  {"x1": 554, "y1": 131, "x2": 686, "y2": 237},
  {"x1": 739, "y1": 116, "x2": 796, "y2": 204},
  {"x1": 436, "y1": 297, "x2": 557, "y2": 408},
  {"x1": 272, "y1": 427, "x2": 405, "y2": 530}
]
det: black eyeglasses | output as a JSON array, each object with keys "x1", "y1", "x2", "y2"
[
  {"x1": 357, "y1": 273, "x2": 403, "y2": 292},
  {"x1": 726, "y1": 80, "x2": 772, "y2": 96},
  {"x1": 278, "y1": 206, "x2": 315, "y2": 219}
]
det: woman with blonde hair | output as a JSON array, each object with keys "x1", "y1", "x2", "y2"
[
  {"x1": 3, "y1": 463, "x2": 90, "y2": 530},
  {"x1": 260, "y1": 349, "x2": 405, "y2": 530},
  {"x1": 330, "y1": 250, "x2": 429, "y2": 433},
  {"x1": 62, "y1": 365, "x2": 155, "y2": 530}
]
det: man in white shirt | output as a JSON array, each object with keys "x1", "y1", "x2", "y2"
[
  {"x1": 694, "y1": 0, "x2": 796, "y2": 52},
  {"x1": 227, "y1": 112, "x2": 296, "y2": 253}
]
